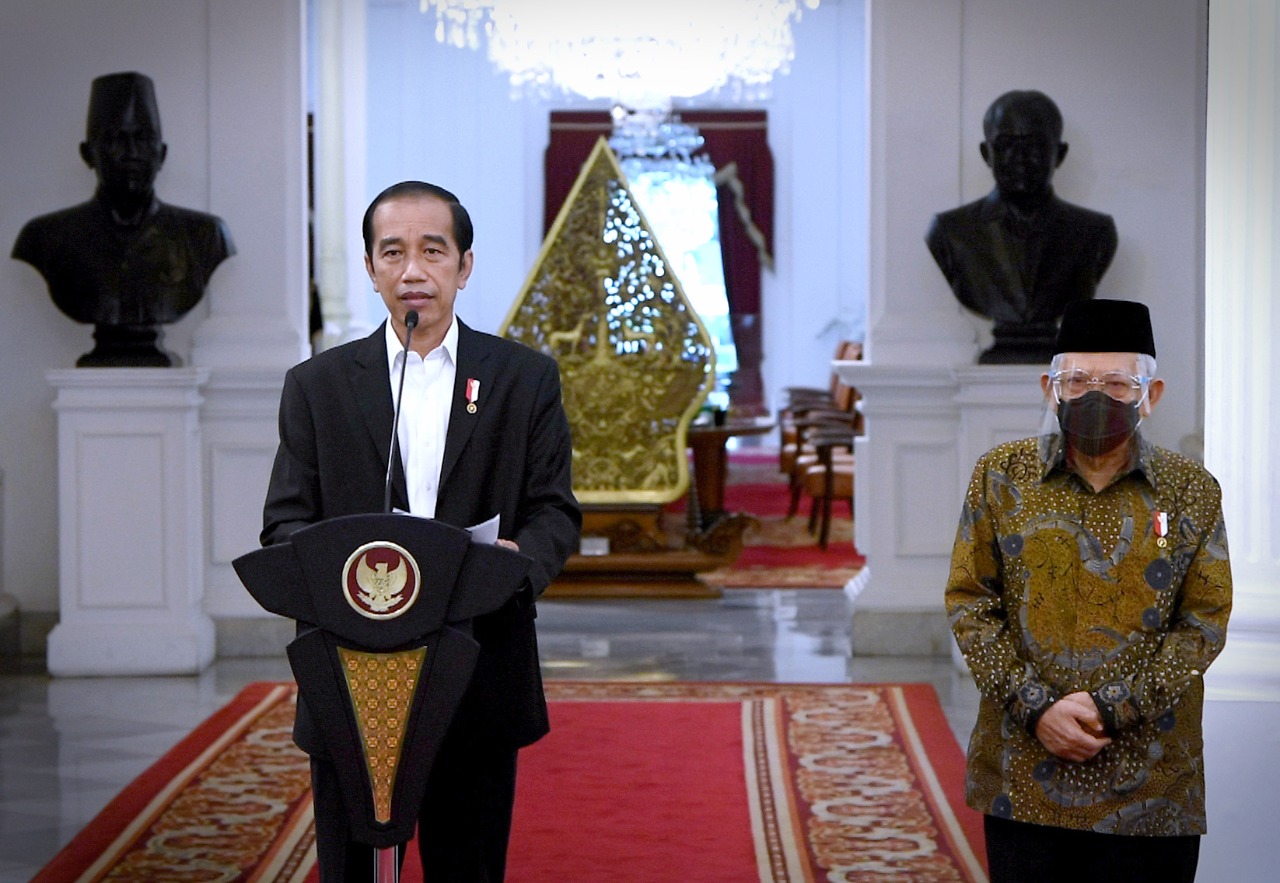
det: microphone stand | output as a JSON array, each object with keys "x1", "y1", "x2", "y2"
[
  {"x1": 383, "y1": 310, "x2": 418, "y2": 514},
  {"x1": 375, "y1": 844, "x2": 401, "y2": 883},
  {"x1": 378, "y1": 310, "x2": 416, "y2": 883}
]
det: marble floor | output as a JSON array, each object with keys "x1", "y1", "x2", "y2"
[{"x1": 1, "y1": 589, "x2": 1277, "y2": 881}]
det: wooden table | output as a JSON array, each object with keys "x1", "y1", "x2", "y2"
[{"x1": 687, "y1": 416, "x2": 774, "y2": 522}]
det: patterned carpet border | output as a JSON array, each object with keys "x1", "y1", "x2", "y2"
[
  {"x1": 33, "y1": 681, "x2": 986, "y2": 883},
  {"x1": 547, "y1": 681, "x2": 987, "y2": 882},
  {"x1": 31, "y1": 682, "x2": 314, "y2": 883}
]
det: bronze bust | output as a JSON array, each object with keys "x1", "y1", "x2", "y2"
[
  {"x1": 926, "y1": 90, "x2": 1117, "y2": 364},
  {"x1": 12, "y1": 72, "x2": 235, "y2": 366}
]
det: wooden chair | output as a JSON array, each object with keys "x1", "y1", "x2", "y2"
[
  {"x1": 799, "y1": 427, "x2": 855, "y2": 550},
  {"x1": 784, "y1": 412, "x2": 854, "y2": 518},
  {"x1": 779, "y1": 339, "x2": 859, "y2": 407},
  {"x1": 778, "y1": 341, "x2": 862, "y2": 525},
  {"x1": 778, "y1": 339, "x2": 862, "y2": 416},
  {"x1": 777, "y1": 340, "x2": 862, "y2": 480}
]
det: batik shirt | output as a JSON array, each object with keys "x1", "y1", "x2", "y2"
[{"x1": 946, "y1": 433, "x2": 1231, "y2": 835}]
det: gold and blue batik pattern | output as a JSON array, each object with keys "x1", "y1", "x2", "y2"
[{"x1": 946, "y1": 434, "x2": 1231, "y2": 835}]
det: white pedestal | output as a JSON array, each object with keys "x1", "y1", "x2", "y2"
[
  {"x1": 46, "y1": 369, "x2": 214, "y2": 676},
  {"x1": 198, "y1": 367, "x2": 291, "y2": 626},
  {"x1": 834, "y1": 360, "x2": 1044, "y2": 656},
  {"x1": 950, "y1": 365, "x2": 1045, "y2": 668},
  {"x1": 835, "y1": 364, "x2": 959, "y2": 655},
  {"x1": 954, "y1": 365, "x2": 1048, "y2": 468}
]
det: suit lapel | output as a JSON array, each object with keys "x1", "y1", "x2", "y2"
[
  {"x1": 440, "y1": 320, "x2": 496, "y2": 490},
  {"x1": 346, "y1": 323, "x2": 407, "y2": 506}
]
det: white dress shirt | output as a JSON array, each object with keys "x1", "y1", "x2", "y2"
[{"x1": 385, "y1": 316, "x2": 457, "y2": 517}]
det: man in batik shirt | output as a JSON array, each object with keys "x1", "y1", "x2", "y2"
[{"x1": 946, "y1": 299, "x2": 1231, "y2": 883}]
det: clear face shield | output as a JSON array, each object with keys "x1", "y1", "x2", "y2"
[{"x1": 1040, "y1": 354, "x2": 1157, "y2": 454}]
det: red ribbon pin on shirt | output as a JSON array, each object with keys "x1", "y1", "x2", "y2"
[{"x1": 1153, "y1": 510, "x2": 1169, "y2": 547}]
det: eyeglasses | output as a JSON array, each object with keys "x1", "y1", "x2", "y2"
[{"x1": 1050, "y1": 370, "x2": 1148, "y2": 402}]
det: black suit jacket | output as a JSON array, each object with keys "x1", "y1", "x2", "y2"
[
  {"x1": 262, "y1": 319, "x2": 580, "y2": 753},
  {"x1": 926, "y1": 190, "x2": 1118, "y2": 329}
]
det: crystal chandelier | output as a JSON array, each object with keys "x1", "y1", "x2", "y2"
[
  {"x1": 608, "y1": 106, "x2": 718, "y2": 256},
  {"x1": 608, "y1": 108, "x2": 714, "y2": 177},
  {"x1": 420, "y1": 0, "x2": 820, "y2": 109}
]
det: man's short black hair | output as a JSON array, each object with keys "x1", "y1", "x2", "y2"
[
  {"x1": 362, "y1": 181, "x2": 474, "y2": 263},
  {"x1": 983, "y1": 90, "x2": 1064, "y2": 144}
]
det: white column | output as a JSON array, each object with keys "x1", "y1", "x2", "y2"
[
  {"x1": 863, "y1": 0, "x2": 979, "y2": 366},
  {"x1": 835, "y1": 1, "x2": 984, "y2": 655},
  {"x1": 314, "y1": 0, "x2": 374, "y2": 350},
  {"x1": 950, "y1": 365, "x2": 1046, "y2": 665},
  {"x1": 1203, "y1": 0, "x2": 1280, "y2": 698},
  {"x1": 954, "y1": 366, "x2": 1049, "y2": 474},
  {"x1": 192, "y1": 0, "x2": 311, "y2": 628},
  {"x1": 193, "y1": 0, "x2": 310, "y2": 372},
  {"x1": 199, "y1": 371, "x2": 294, "y2": 624},
  {"x1": 47, "y1": 369, "x2": 214, "y2": 676}
]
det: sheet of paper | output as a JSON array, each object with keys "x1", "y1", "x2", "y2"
[
  {"x1": 465, "y1": 513, "x2": 501, "y2": 545},
  {"x1": 392, "y1": 509, "x2": 499, "y2": 545}
]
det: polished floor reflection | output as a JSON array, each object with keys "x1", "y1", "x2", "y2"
[{"x1": 1, "y1": 589, "x2": 1276, "y2": 881}]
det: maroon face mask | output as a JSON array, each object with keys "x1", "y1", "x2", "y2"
[{"x1": 1057, "y1": 391, "x2": 1140, "y2": 456}]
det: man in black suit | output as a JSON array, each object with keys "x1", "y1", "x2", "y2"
[
  {"x1": 262, "y1": 181, "x2": 580, "y2": 881},
  {"x1": 926, "y1": 90, "x2": 1117, "y2": 364}
]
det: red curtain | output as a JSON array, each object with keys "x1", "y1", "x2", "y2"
[{"x1": 545, "y1": 110, "x2": 774, "y2": 415}]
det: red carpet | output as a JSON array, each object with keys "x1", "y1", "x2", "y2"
[{"x1": 33, "y1": 681, "x2": 986, "y2": 882}]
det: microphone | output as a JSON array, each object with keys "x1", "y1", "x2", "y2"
[{"x1": 383, "y1": 310, "x2": 418, "y2": 513}]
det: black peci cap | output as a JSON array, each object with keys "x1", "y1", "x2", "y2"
[
  {"x1": 86, "y1": 72, "x2": 161, "y2": 140},
  {"x1": 1054, "y1": 299, "x2": 1156, "y2": 357}
]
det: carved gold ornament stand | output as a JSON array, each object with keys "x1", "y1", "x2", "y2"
[{"x1": 501, "y1": 137, "x2": 754, "y2": 596}]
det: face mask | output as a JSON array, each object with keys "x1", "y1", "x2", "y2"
[{"x1": 1057, "y1": 391, "x2": 1140, "y2": 456}]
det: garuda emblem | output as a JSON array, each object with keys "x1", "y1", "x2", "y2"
[{"x1": 342, "y1": 541, "x2": 421, "y2": 620}]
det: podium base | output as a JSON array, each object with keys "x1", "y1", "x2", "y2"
[{"x1": 47, "y1": 617, "x2": 215, "y2": 676}]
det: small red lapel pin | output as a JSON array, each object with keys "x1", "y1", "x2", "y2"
[{"x1": 466, "y1": 378, "x2": 480, "y2": 414}]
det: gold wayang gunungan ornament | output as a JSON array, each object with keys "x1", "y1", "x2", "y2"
[{"x1": 501, "y1": 136, "x2": 716, "y2": 505}]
